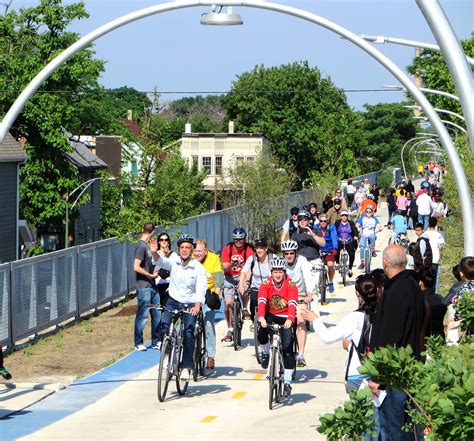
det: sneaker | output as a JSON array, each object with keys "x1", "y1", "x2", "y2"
[
  {"x1": 284, "y1": 383, "x2": 292, "y2": 398},
  {"x1": 260, "y1": 354, "x2": 269, "y2": 369},
  {"x1": 135, "y1": 344, "x2": 147, "y2": 351},
  {"x1": 372, "y1": 251, "x2": 377, "y2": 257},
  {"x1": 0, "y1": 367, "x2": 12, "y2": 380},
  {"x1": 180, "y1": 368, "x2": 191, "y2": 383},
  {"x1": 249, "y1": 323, "x2": 254, "y2": 332},
  {"x1": 296, "y1": 355, "x2": 306, "y2": 367},
  {"x1": 357, "y1": 262, "x2": 365, "y2": 270},
  {"x1": 243, "y1": 309, "x2": 251, "y2": 320},
  {"x1": 151, "y1": 341, "x2": 161, "y2": 350},
  {"x1": 348, "y1": 270, "x2": 353, "y2": 278},
  {"x1": 206, "y1": 357, "x2": 215, "y2": 370},
  {"x1": 328, "y1": 282, "x2": 334, "y2": 294}
]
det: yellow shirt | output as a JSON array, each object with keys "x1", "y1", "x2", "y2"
[{"x1": 200, "y1": 251, "x2": 223, "y2": 292}]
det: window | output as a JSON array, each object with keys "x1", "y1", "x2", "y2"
[
  {"x1": 202, "y1": 156, "x2": 212, "y2": 175},
  {"x1": 191, "y1": 155, "x2": 198, "y2": 169},
  {"x1": 246, "y1": 156, "x2": 255, "y2": 164},
  {"x1": 215, "y1": 156, "x2": 223, "y2": 175},
  {"x1": 235, "y1": 156, "x2": 244, "y2": 168},
  {"x1": 131, "y1": 160, "x2": 138, "y2": 176}
]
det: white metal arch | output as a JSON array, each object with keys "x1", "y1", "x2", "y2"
[{"x1": 0, "y1": 0, "x2": 472, "y2": 253}]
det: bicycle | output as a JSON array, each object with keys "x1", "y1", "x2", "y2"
[
  {"x1": 338, "y1": 238, "x2": 351, "y2": 286},
  {"x1": 253, "y1": 313, "x2": 262, "y2": 364},
  {"x1": 363, "y1": 243, "x2": 372, "y2": 274},
  {"x1": 315, "y1": 253, "x2": 329, "y2": 305},
  {"x1": 267, "y1": 323, "x2": 285, "y2": 410},
  {"x1": 232, "y1": 287, "x2": 243, "y2": 350},
  {"x1": 193, "y1": 309, "x2": 207, "y2": 381},
  {"x1": 393, "y1": 232, "x2": 409, "y2": 250},
  {"x1": 149, "y1": 304, "x2": 193, "y2": 402}
]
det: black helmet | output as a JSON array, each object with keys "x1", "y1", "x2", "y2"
[{"x1": 177, "y1": 234, "x2": 195, "y2": 247}]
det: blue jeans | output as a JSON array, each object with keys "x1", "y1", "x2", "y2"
[
  {"x1": 418, "y1": 214, "x2": 430, "y2": 230},
  {"x1": 157, "y1": 297, "x2": 197, "y2": 370},
  {"x1": 203, "y1": 303, "x2": 216, "y2": 358},
  {"x1": 134, "y1": 287, "x2": 161, "y2": 346},
  {"x1": 360, "y1": 234, "x2": 376, "y2": 261}
]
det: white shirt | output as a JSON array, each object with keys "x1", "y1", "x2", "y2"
[
  {"x1": 286, "y1": 255, "x2": 314, "y2": 295},
  {"x1": 242, "y1": 254, "x2": 272, "y2": 290},
  {"x1": 152, "y1": 253, "x2": 207, "y2": 304},
  {"x1": 423, "y1": 229, "x2": 445, "y2": 264},
  {"x1": 314, "y1": 311, "x2": 364, "y2": 377},
  {"x1": 346, "y1": 184, "x2": 356, "y2": 195},
  {"x1": 416, "y1": 192, "x2": 432, "y2": 216}
]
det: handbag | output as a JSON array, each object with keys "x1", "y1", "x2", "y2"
[
  {"x1": 205, "y1": 289, "x2": 221, "y2": 310},
  {"x1": 344, "y1": 340, "x2": 363, "y2": 394}
]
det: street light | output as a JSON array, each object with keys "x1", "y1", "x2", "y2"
[
  {"x1": 400, "y1": 136, "x2": 438, "y2": 180},
  {"x1": 64, "y1": 177, "x2": 114, "y2": 248},
  {"x1": 200, "y1": 5, "x2": 243, "y2": 25},
  {"x1": 383, "y1": 84, "x2": 460, "y2": 102},
  {"x1": 360, "y1": 34, "x2": 474, "y2": 66},
  {"x1": 414, "y1": 116, "x2": 467, "y2": 135},
  {"x1": 404, "y1": 105, "x2": 466, "y2": 123}
]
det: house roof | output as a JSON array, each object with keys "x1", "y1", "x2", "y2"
[
  {"x1": 0, "y1": 132, "x2": 28, "y2": 163},
  {"x1": 62, "y1": 129, "x2": 108, "y2": 170}
]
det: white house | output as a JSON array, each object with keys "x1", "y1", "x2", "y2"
[{"x1": 179, "y1": 121, "x2": 268, "y2": 191}]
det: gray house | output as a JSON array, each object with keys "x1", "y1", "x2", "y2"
[{"x1": 0, "y1": 133, "x2": 27, "y2": 263}]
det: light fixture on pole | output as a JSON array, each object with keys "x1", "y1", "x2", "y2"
[
  {"x1": 382, "y1": 84, "x2": 460, "y2": 102},
  {"x1": 405, "y1": 105, "x2": 466, "y2": 123},
  {"x1": 413, "y1": 116, "x2": 467, "y2": 135},
  {"x1": 200, "y1": 5, "x2": 243, "y2": 26}
]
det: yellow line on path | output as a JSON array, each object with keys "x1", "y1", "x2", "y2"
[
  {"x1": 232, "y1": 391, "x2": 247, "y2": 399},
  {"x1": 200, "y1": 416, "x2": 218, "y2": 423},
  {"x1": 253, "y1": 373, "x2": 265, "y2": 380}
]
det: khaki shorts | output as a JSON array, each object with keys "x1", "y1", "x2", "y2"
[{"x1": 223, "y1": 275, "x2": 239, "y2": 301}]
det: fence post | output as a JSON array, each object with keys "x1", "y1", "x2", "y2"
[
  {"x1": 7, "y1": 263, "x2": 13, "y2": 351},
  {"x1": 75, "y1": 245, "x2": 81, "y2": 319}
]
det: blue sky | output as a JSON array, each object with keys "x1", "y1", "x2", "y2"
[{"x1": 11, "y1": 1, "x2": 473, "y2": 110}]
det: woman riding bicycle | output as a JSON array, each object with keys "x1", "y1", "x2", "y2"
[
  {"x1": 257, "y1": 257, "x2": 298, "y2": 398},
  {"x1": 334, "y1": 210, "x2": 359, "y2": 278}
]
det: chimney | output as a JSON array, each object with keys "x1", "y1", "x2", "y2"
[
  {"x1": 228, "y1": 120, "x2": 235, "y2": 134},
  {"x1": 185, "y1": 122, "x2": 192, "y2": 134},
  {"x1": 127, "y1": 109, "x2": 133, "y2": 121}
]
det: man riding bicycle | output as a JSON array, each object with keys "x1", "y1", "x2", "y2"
[
  {"x1": 221, "y1": 227, "x2": 254, "y2": 342},
  {"x1": 356, "y1": 207, "x2": 381, "y2": 270},
  {"x1": 258, "y1": 257, "x2": 298, "y2": 398},
  {"x1": 281, "y1": 240, "x2": 314, "y2": 367},
  {"x1": 151, "y1": 234, "x2": 208, "y2": 382},
  {"x1": 317, "y1": 213, "x2": 339, "y2": 294},
  {"x1": 334, "y1": 210, "x2": 359, "y2": 278},
  {"x1": 290, "y1": 209, "x2": 326, "y2": 265}
]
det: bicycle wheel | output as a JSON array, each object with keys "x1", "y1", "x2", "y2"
[
  {"x1": 157, "y1": 338, "x2": 172, "y2": 402},
  {"x1": 233, "y1": 301, "x2": 242, "y2": 351},
  {"x1": 176, "y1": 343, "x2": 189, "y2": 396},
  {"x1": 268, "y1": 347, "x2": 278, "y2": 410},
  {"x1": 341, "y1": 252, "x2": 348, "y2": 286},
  {"x1": 200, "y1": 327, "x2": 207, "y2": 376},
  {"x1": 193, "y1": 328, "x2": 202, "y2": 382},
  {"x1": 320, "y1": 270, "x2": 327, "y2": 304},
  {"x1": 253, "y1": 315, "x2": 262, "y2": 364},
  {"x1": 277, "y1": 352, "x2": 285, "y2": 402},
  {"x1": 365, "y1": 247, "x2": 371, "y2": 274}
]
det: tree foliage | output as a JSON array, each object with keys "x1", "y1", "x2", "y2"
[
  {"x1": 0, "y1": 0, "x2": 107, "y2": 225},
  {"x1": 358, "y1": 102, "x2": 417, "y2": 169},
  {"x1": 407, "y1": 33, "x2": 473, "y2": 124},
  {"x1": 223, "y1": 62, "x2": 364, "y2": 183}
]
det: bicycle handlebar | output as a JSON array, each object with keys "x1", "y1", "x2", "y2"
[{"x1": 146, "y1": 304, "x2": 193, "y2": 315}]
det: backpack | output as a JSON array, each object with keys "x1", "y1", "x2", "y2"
[
  {"x1": 356, "y1": 312, "x2": 374, "y2": 358},
  {"x1": 416, "y1": 237, "x2": 433, "y2": 269},
  {"x1": 226, "y1": 242, "x2": 254, "y2": 262},
  {"x1": 288, "y1": 218, "x2": 298, "y2": 237}
]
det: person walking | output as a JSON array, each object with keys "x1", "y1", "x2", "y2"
[
  {"x1": 369, "y1": 245, "x2": 426, "y2": 440},
  {"x1": 416, "y1": 188, "x2": 432, "y2": 230},
  {"x1": 133, "y1": 222, "x2": 160, "y2": 351},
  {"x1": 386, "y1": 189, "x2": 397, "y2": 227}
]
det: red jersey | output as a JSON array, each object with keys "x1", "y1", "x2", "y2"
[
  {"x1": 257, "y1": 276, "x2": 298, "y2": 323},
  {"x1": 221, "y1": 243, "x2": 254, "y2": 277}
]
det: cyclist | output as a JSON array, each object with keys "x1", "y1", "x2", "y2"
[
  {"x1": 318, "y1": 213, "x2": 339, "y2": 294},
  {"x1": 358, "y1": 193, "x2": 377, "y2": 216},
  {"x1": 390, "y1": 210, "x2": 408, "y2": 245},
  {"x1": 308, "y1": 202, "x2": 320, "y2": 227},
  {"x1": 239, "y1": 239, "x2": 273, "y2": 328},
  {"x1": 356, "y1": 207, "x2": 381, "y2": 270},
  {"x1": 221, "y1": 227, "x2": 254, "y2": 342},
  {"x1": 193, "y1": 239, "x2": 224, "y2": 370},
  {"x1": 334, "y1": 210, "x2": 359, "y2": 278},
  {"x1": 257, "y1": 257, "x2": 298, "y2": 398},
  {"x1": 151, "y1": 234, "x2": 208, "y2": 382},
  {"x1": 290, "y1": 209, "x2": 326, "y2": 266},
  {"x1": 281, "y1": 240, "x2": 314, "y2": 368},
  {"x1": 280, "y1": 207, "x2": 300, "y2": 242}
]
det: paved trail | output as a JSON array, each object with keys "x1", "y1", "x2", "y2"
[{"x1": 3, "y1": 202, "x2": 404, "y2": 441}]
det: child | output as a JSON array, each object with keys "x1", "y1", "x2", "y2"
[{"x1": 390, "y1": 210, "x2": 408, "y2": 244}]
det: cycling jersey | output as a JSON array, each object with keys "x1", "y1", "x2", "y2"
[
  {"x1": 258, "y1": 277, "x2": 298, "y2": 322},
  {"x1": 286, "y1": 255, "x2": 314, "y2": 295},
  {"x1": 357, "y1": 214, "x2": 380, "y2": 237},
  {"x1": 221, "y1": 243, "x2": 254, "y2": 277}
]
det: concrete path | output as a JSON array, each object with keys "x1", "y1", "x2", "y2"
[{"x1": 2, "y1": 201, "x2": 401, "y2": 441}]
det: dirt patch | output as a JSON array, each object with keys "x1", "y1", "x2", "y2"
[{"x1": 3, "y1": 297, "x2": 150, "y2": 385}]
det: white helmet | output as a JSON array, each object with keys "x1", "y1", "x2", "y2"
[
  {"x1": 367, "y1": 194, "x2": 375, "y2": 200},
  {"x1": 270, "y1": 257, "x2": 287, "y2": 271},
  {"x1": 280, "y1": 240, "x2": 298, "y2": 251}
]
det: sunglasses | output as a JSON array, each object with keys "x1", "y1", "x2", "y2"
[
  {"x1": 341, "y1": 214, "x2": 348, "y2": 216},
  {"x1": 283, "y1": 251, "x2": 296, "y2": 255},
  {"x1": 234, "y1": 238, "x2": 244, "y2": 242},
  {"x1": 298, "y1": 217, "x2": 309, "y2": 221},
  {"x1": 159, "y1": 238, "x2": 169, "y2": 241},
  {"x1": 319, "y1": 220, "x2": 328, "y2": 223}
]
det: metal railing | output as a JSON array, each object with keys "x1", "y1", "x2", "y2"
[{"x1": 1, "y1": 170, "x2": 385, "y2": 350}]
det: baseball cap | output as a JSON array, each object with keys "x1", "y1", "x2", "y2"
[
  {"x1": 254, "y1": 238, "x2": 268, "y2": 247},
  {"x1": 340, "y1": 210, "x2": 349, "y2": 215}
]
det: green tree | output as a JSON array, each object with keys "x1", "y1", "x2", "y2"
[
  {"x1": 407, "y1": 33, "x2": 473, "y2": 124},
  {"x1": 0, "y1": 0, "x2": 107, "y2": 225},
  {"x1": 223, "y1": 61, "x2": 363, "y2": 183},
  {"x1": 358, "y1": 102, "x2": 417, "y2": 169}
]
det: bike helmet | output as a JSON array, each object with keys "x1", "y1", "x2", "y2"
[
  {"x1": 232, "y1": 227, "x2": 247, "y2": 240},
  {"x1": 421, "y1": 181, "x2": 431, "y2": 190},
  {"x1": 280, "y1": 240, "x2": 298, "y2": 251},
  {"x1": 297, "y1": 209, "x2": 310, "y2": 219},
  {"x1": 367, "y1": 194, "x2": 375, "y2": 200},
  {"x1": 333, "y1": 198, "x2": 342, "y2": 205},
  {"x1": 309, "y1": 202, "x2": 318, "y2": 209},
  {"x1": 270, "y1": 256, "x2": 287, "y2": 271},
  {"x1": 177, "y1": 234, "x2": 195, "y2": 247}
]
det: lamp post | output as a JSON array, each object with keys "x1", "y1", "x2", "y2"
[
  {"x1": 401, "y1": 136, "x2": 439, "y2": 180},
  {"x1": 413, "y1": 116, "x2": 467, "y2": 135},
  {"x1": 0, "y1": 0, "x2": 471, "y2": 254},
  {"x1": 65, "y1": 177, "x2": 102, "y2": 248},
  {"x1": 404, "y1": 105, "x2": 466, "y2": 123},
  {"x1": 383, "y1": 85, "x2": 460, "y2": 102}
]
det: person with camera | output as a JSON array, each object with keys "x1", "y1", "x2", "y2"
[
  {"x1": 193, "y1": 239, "x2": 224, "y2": 370},
  {"x1": 154, "y1": 232, "x2": 176, "y2": 308}
]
